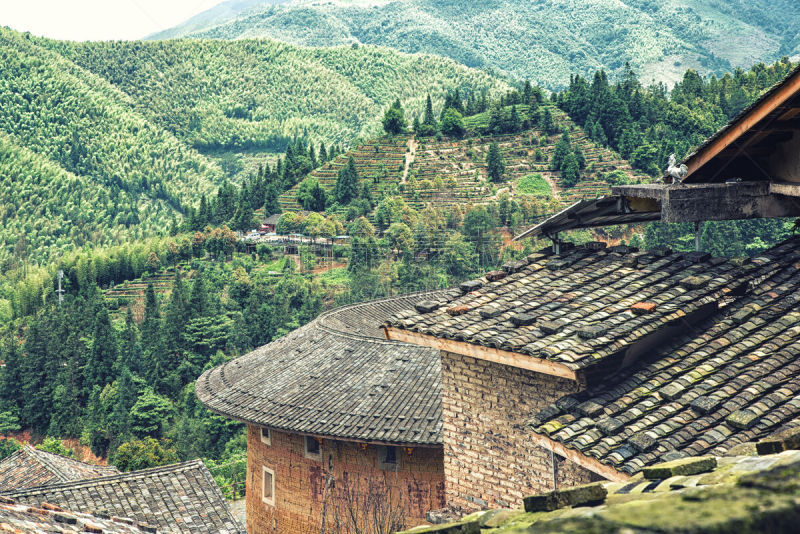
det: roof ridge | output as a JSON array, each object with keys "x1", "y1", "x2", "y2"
[{"x1": 2, "y1": 458, "x2": 206, "y2": 496}]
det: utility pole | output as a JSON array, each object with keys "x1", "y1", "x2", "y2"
[{"x1": 57, "y1": 270, "x2": 65, "y2": 306}]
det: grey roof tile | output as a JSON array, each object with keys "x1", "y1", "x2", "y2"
[{"x1": 1, "y1": 460, "x2": 242, "y2": 533}]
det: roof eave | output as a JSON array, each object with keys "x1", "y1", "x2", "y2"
[{"x1": 383, "y1": 326, "x2": 581, "y2": 382}]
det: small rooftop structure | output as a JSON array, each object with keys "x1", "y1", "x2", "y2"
[
  {"x1": 196, "y1": 292, "x2": 451, "y2": 445},
  {"x1": 519, "y1": 63, "x2": 800, "y2": 240},
  {"x1": 0, "y1": 445, "x2": 119, "y2": 490},
  {"x1": 0, "y1": 496, "x2": 157, "y2": 533},
  {"x1": 1, "y1": 459, "x2": 244, "y2": 534}
]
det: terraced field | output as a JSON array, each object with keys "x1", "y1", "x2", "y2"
[
  {"x1": 104, "y1": 270, "x2": 177, "y2": 321},
  {"x1": 278, "y1": 136, "x2": 410, "y2": 214},
  {"x1": 278, "y1": 106, "x2": 649, "y2": 218}
]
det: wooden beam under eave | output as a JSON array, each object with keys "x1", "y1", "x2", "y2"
[
  {"x1": 529, "y1": 432, "x2": 630, "y2": 483},
  {"x1": 383, "y1": 327, "x2": 580, "y2": 381},
  {"x1": 685, "y1": 69, "x2": 800, "y2": 180}
]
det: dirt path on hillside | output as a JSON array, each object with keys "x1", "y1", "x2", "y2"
[
  {"x1": 541, "y1": 173, "x2": 562, "y2": 203},
  {"x1": 402, "y1": 137, "x2": 417, "y2": 183}
]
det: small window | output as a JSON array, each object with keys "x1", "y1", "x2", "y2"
[
  {"x1": 305, "y1": 436, "x2": 321, "y2": 460},
  {"x1": 260, "y1": 427, "x2": 271, "y2": 446},
  {"x1": 262, "y1": 466, "x2": 275, "y2": 506},
  {"x1": 380, "y1": 446, "x2": 399, "y2": 470}
]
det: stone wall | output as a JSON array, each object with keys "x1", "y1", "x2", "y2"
[
  {"x1": 246, "y1": 425, "x2": 445, "y2": 534},
  {"x1": 440, "y1": 351, "x2": 601, "y2": 512}
]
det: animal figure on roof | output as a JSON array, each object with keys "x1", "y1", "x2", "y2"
[{"x1": 666, "y1": 153, "x2": 689, "y2": 183}]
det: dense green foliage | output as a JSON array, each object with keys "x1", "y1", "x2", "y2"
[
  {"x1": 0, "y1": 26, "x2": 504, "y2": 266},
  {"x1": 153, "y1": 0, "x2": 800, "y2": 89},
  {"x1": 0, "y1": 233, "x2": 327, "y2": 465},
  {"x1": 0, "y1": 28, "x2": 223, "y2": 265},
  {"x1": 45, "y1": 37, "x2": 505, "y2": 150}
]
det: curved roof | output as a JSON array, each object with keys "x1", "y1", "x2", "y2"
[{"x1": 196, "y1": 292, "x2": 453, "y2": 446}]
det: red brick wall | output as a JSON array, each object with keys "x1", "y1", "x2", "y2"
[
  {"x1": 440, "y1": 351, "x2": 602, "y2": 512},
  {"x1": 246, "y1": 425, "x2": 445, "y2": 534}
]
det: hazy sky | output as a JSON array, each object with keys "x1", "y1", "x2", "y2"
[{"x1": 2, "y1": 0, "x2": 226, "y2": 41}]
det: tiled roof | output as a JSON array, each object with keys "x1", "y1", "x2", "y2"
[
  {"x1": 401, "y1": 449, "x2": 800, "y2": 533},
  {"x1": 196, "y1": 292, "x2": 448, "y2": 445},
  {"x1": 195, "y1": 293, "x2": 442, "y2": 445},
  {"x1": 0, "y1": 496, "x2": 156, "y2": 533},
  {"x1": 1, "y1": 460, "x2": 244, "y2": 534},
  {"x1": 0, "y1": 497, "x2": 161, "y2": 534},
  {"x1": 531, "y1": 239, "x2": 800, "y2": 474},
  {"x1": 385, "y1": 241, "x2": 796, "y2": 372},
  {"x1": 0, "y1": 445, "x2": 119, "y2": 490}
]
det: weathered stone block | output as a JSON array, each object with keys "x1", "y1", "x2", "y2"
[
  {"x1": 660, "y1": 382, "x2": 686, "y2": 401},
  {"x1": 447, "y1": 305, "x2": 470, "y2": 317},
  {"x1": 485, "y1": 270, "x2": 507, "y2": 282},
  {"x1": 756, "y1": 426, "x2": 800, "y2": 455},
  {"x1": 680, "y1": 276, "x2": 708, "y2": 290},
  {"x1": 690, "y1": 396, "x2": 720, "y2": 414},
  {"x1": 686, "y1": 251, "x2": 711, "y2": 263},
  {"x1": 642, "y1": 456, "x2": 717, "y2": 480},
  {"x1": 523, "y1": 483, "x2": 607, "y2": 512},
  {"x1": 503, "y1": 260, "x2": 527, "y2": 274},
  {"x1": 415, "y1": 300, "x2": 440, "y2": 314},
  {"x1": 585, "y1": 241, "x2": 607, "y2": 251},
  {"x1": 576, "y1": 400, "x2": 604, "y2": 417},
  {"x1": 511, "y1": 313, "x2": 536, "y2": 327},
  {"x1": 539, "y1": 320, "x2": 564, "y2": 334},
  {"x1": 727, "y1": 409, "x2": 759, "y2": 430},
  {"x1": 577, "y1": 324, "x2": 607, "y2": 339},
  {"x1": 629, "y1": 433, "x2": 657, "y2": 453},
  {"x1": 459, "y1": 280, "x2": 483, "y2": 294},
  {"x1": 597, "y1": 417, "x2": 624, "y2": 436},
  {"x1": 631, "y1": 302, "x2": 657, "y2": 314},
  {"x1": 479, "y1": 306, "x2": 504, "y2": 319}
]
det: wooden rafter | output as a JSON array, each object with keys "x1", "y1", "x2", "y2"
[
  {"x1": 528, "y1": 432, "x2": 630, "y2": 482},
  {"x1": 383, "y1": 327, "x2": 580, "y2": 381}
]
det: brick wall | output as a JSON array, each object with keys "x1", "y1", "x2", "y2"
[
  {"x1": 246, "y1": 425, "x2": 445, "y2": 534},
  {"x1": 440, "y1": 351, "x2": 602, "y2": 512}
]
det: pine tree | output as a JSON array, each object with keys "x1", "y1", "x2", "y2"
[
  {"x1": 423, "y1": 94, "x2": 437, "y2": 127},
  {"x1": 382, "y1": 99, "x2": 407, "y2": 135},
  {"x1": 264, "y1": 182, "x2": 281, "y2": 216},
  {"x1": 552, "y1": 136, "x2": 571, "y2": 170},
  {"x1": 486, "y1": 142, "x2": 506, "y2": 183},
  {"x1": 319, "y1": 142, "x2": 328, "y2": 163},
  {"x1": 509, "y1": 105, "x2": 522, "y2": 133},
  {"x1": 84, "y1": 306, "x2": 117, "y2": 391},
  {"x1": 334, "y1": 157, "x2": 359, "y2": 204},
  {"x1": 189, "y1": 269, "x2": 208, "y2": 319},
  {"x1": 561, "y1": 153, "x2": 581, "y2": 187}
]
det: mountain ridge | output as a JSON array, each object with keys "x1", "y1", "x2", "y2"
[{"x1": 149, "y1": 0, "x2": 800, "y2": 89}]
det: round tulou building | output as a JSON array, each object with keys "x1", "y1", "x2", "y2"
[{"x1": 196, "y1": 292, "x2": 451, "y2": 533}]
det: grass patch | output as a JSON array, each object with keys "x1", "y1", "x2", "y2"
[{"x1": 517, "y1": 173, "x2": 552, "y2": 198}]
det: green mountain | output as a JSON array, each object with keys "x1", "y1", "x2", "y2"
[
  {"x1": 151, "y1": 0, "x2": 800, "y2": 88},
  {"x1": 0, "y1": 28, "x2": 223, "y2": 265},
  {"x1": 0, "y1": 26, "x2": 505, "y2": 265}
]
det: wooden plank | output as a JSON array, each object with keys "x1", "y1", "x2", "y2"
[
  {"x1": 770, "y1": 182, "x2": 800, "y2": 197},
  {"x1": 529, "y1": 433, "x2": 630, "y2": 483},
  {"x1": 686, "y1": 69, "x2": 800, "y2": 179},
  {"x1": 383, "y1": 327, "x2": 579, "y2": 381}
]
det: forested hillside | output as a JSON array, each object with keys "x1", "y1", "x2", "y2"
[
  {"x1": 0, "y1": 28, "x2": 223, "y2": 265},
  {"x1": 150, "y1": 0, "x2": 800, "y2": 88},
  {"x1": 0, "y1": 26, "x2": 505, "y2": 266},
  {"x1": 45, "y1": 37, "x2": 506, "y2": 161}
]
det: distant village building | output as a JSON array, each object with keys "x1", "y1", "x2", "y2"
[{"x1": 196, "y1": 294, "x2": 448, "y2": 533}]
